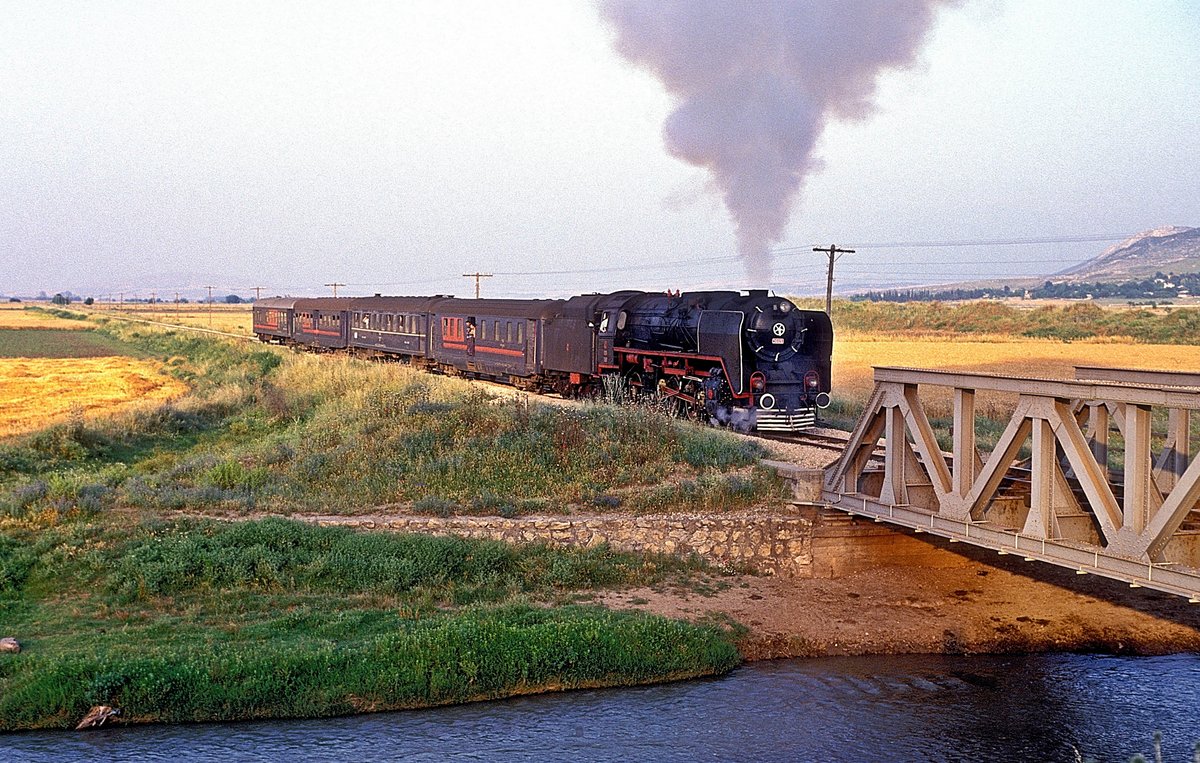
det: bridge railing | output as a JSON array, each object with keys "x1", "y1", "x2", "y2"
[{"x1": 822, "y1": 366, "x2": 1200, "y2": 599}]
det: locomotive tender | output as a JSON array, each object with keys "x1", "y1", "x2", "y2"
[{"x1": 253, "y1": 290, "x2": 832, "y2": 432}]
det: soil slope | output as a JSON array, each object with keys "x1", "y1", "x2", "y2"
[{"x1": 599, "y1": 540, "x2": 1200, "y2": 661}]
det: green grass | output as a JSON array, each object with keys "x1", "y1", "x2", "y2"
[
  {"x1": 0, "y1": 322, "x2": 780, "y2": 519},
  {"x1": 0, "y1": 329, "x2": 133, "y2": 358},
  {"x1": 0, "y1": 517, "x2": 739, "y2": 730}
]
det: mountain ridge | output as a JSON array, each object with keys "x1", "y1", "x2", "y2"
[{"x1": 1055, "y1": 226, "x2": 1200, "y2": 281}]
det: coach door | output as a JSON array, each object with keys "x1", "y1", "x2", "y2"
[{"x1": 526, "y1": 319, "x2": 537, "y2": 369}]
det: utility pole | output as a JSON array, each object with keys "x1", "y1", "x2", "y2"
[
  {"x1": 204, "y1": 285, "x2": 215, "y2": 328},
  {"x1": 251, "y1": 286, "x2": 265, "y2": 302},
  {"x1": 812, "y1": 244, "x2": 855, "y2": 316},
  {"x1": 324, "y1": 282, "x2": 346, "y2": 298},
  {"x1": 462, "y1": 272, "x2": 493, "y2": 299}
]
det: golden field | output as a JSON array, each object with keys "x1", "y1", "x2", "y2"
[
  {"x1": 833, "y1": 334, "x2": 1200, "y2": 419},
  {"x1": 0, "y1": 356, "x2": 189, "y2": 437}
]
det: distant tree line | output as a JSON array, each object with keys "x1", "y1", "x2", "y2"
[
  {"x1": 856, "y1": 272, "x2": 1200, "y2": 303},
  {"x1": 32, "y1": 293, "x2": 253, "y2": 305}
]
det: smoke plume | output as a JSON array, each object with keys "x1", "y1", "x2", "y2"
[{"x1": 599, "y1": 0, "x2": 953, "y2": 284}]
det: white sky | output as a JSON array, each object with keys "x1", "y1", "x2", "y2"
[{"x1": 1, "y1": 0, "x2": 1197, "y2": 299}]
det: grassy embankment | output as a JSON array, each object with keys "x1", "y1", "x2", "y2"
[
  {"x1": 1, "y1": 313, "x2": 772, "y2": 729},
  {"x1": 0, "y1": 316, "x2": 780, "y2": 518},
  {"x1": 0, "y1": 517, "x2": 738, "y2": 730}
]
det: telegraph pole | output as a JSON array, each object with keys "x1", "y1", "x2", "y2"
[
  {"x1": 251, "y1": 286, "x2": 265, "y2": 302},
  {"x1": 462, "y1": 272, "x2": 493, "y2": 299},
  {"x1": 204, "y1": 285, "x2": 215, "y2": 328},
  {"x1": 324, "y1": 282, "x2": 346, "y2": 298},
  {"x1": 812, "y1": 244, "x2": 855, "y2": 315}
]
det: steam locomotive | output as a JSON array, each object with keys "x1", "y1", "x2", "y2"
[{"x1": 253, "y1": 289, "x2": 832, "y2": 432}]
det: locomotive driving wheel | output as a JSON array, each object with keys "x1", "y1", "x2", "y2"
[{"x1": 660, "y1": 377, "x2": 701, "y2": 420}]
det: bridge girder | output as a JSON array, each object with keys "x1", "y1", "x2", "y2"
[{"x1": 823, "y1": 366, "x2": 1200, "y2": 600}]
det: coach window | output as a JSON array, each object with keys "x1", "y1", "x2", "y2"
[{"x1": 517, "y1": 323, "x2": 523, "y2": 343}]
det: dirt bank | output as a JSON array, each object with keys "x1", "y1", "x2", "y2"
[{"x1": 597, "y1": 538, "x2": 1200, "y2": 661}]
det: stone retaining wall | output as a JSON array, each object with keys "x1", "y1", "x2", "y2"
[
  {"x1": 298, "y1": 465, "x2": 970, "y2": 577},
  {"x1": 311, "y1": 508, "x2": 820, "y2": 576}
]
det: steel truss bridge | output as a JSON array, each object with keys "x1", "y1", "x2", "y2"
[{"x1": 823, "y1": 366, "x2": 1200, "y2": 600}]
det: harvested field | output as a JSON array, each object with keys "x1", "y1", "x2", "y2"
[
  {"x1": 0, "y1": 328, "x2": 132, "y2": 358},
  {"x1": 0, "y1": 356, "x2": 188, "y2": 437}
]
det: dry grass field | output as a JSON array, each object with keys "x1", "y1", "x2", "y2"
[
  {"x1": 0, "y1": 355, "x2": 188, "y2": 437},
  {"x1": 833, "y1": 334, "x2": 1200, "y2": 420}
]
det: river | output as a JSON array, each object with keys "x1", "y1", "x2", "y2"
[{"x1": 4, "y1": 653, "x2": 1198, "y2": 762}]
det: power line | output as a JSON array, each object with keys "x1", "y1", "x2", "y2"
[
  {"x1": 351, "y1": 232, "x2": 1132, "y2": 287},
  {"x1": 133, "y1": 230, "x2": 1132, "y2": 298},
  {"x1": 772, "y1": 232, "x2": 1131, "y2": 252}
]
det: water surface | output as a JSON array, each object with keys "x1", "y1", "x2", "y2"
[{"x1": 4, "y1": 653, "x2": 1198, "y2": 762}]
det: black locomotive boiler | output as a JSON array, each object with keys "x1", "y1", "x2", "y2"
[{"x1": 253, "y1": 289, "x2": 832, "y2": 432}]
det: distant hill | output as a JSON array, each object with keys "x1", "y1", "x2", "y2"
[{"x1": 1055, "y1": 226, "x2": 1200, "y2": 280}]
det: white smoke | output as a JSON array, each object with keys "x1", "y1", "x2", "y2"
[{"x1": 599, "y1": 0, "x2": 955, "y2": 284}]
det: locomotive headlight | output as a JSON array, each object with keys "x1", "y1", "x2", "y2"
[
  {"x1": 777, "y1": 300, "x2": 793, "y2": 314},
  {"x1": 750, "y1": 371, "x2": 767, "y2": 392},
  {"x1": 804, "y1": 371, "x2": 819, "y2": 389}
]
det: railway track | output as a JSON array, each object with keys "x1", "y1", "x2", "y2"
[{"x1": 755, "y1": 429, "x2": 855, "y2": 453}]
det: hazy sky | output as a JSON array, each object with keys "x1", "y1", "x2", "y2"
[{"x1": 1, "y1": 1, "x2": 1197, "y2": 299}]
